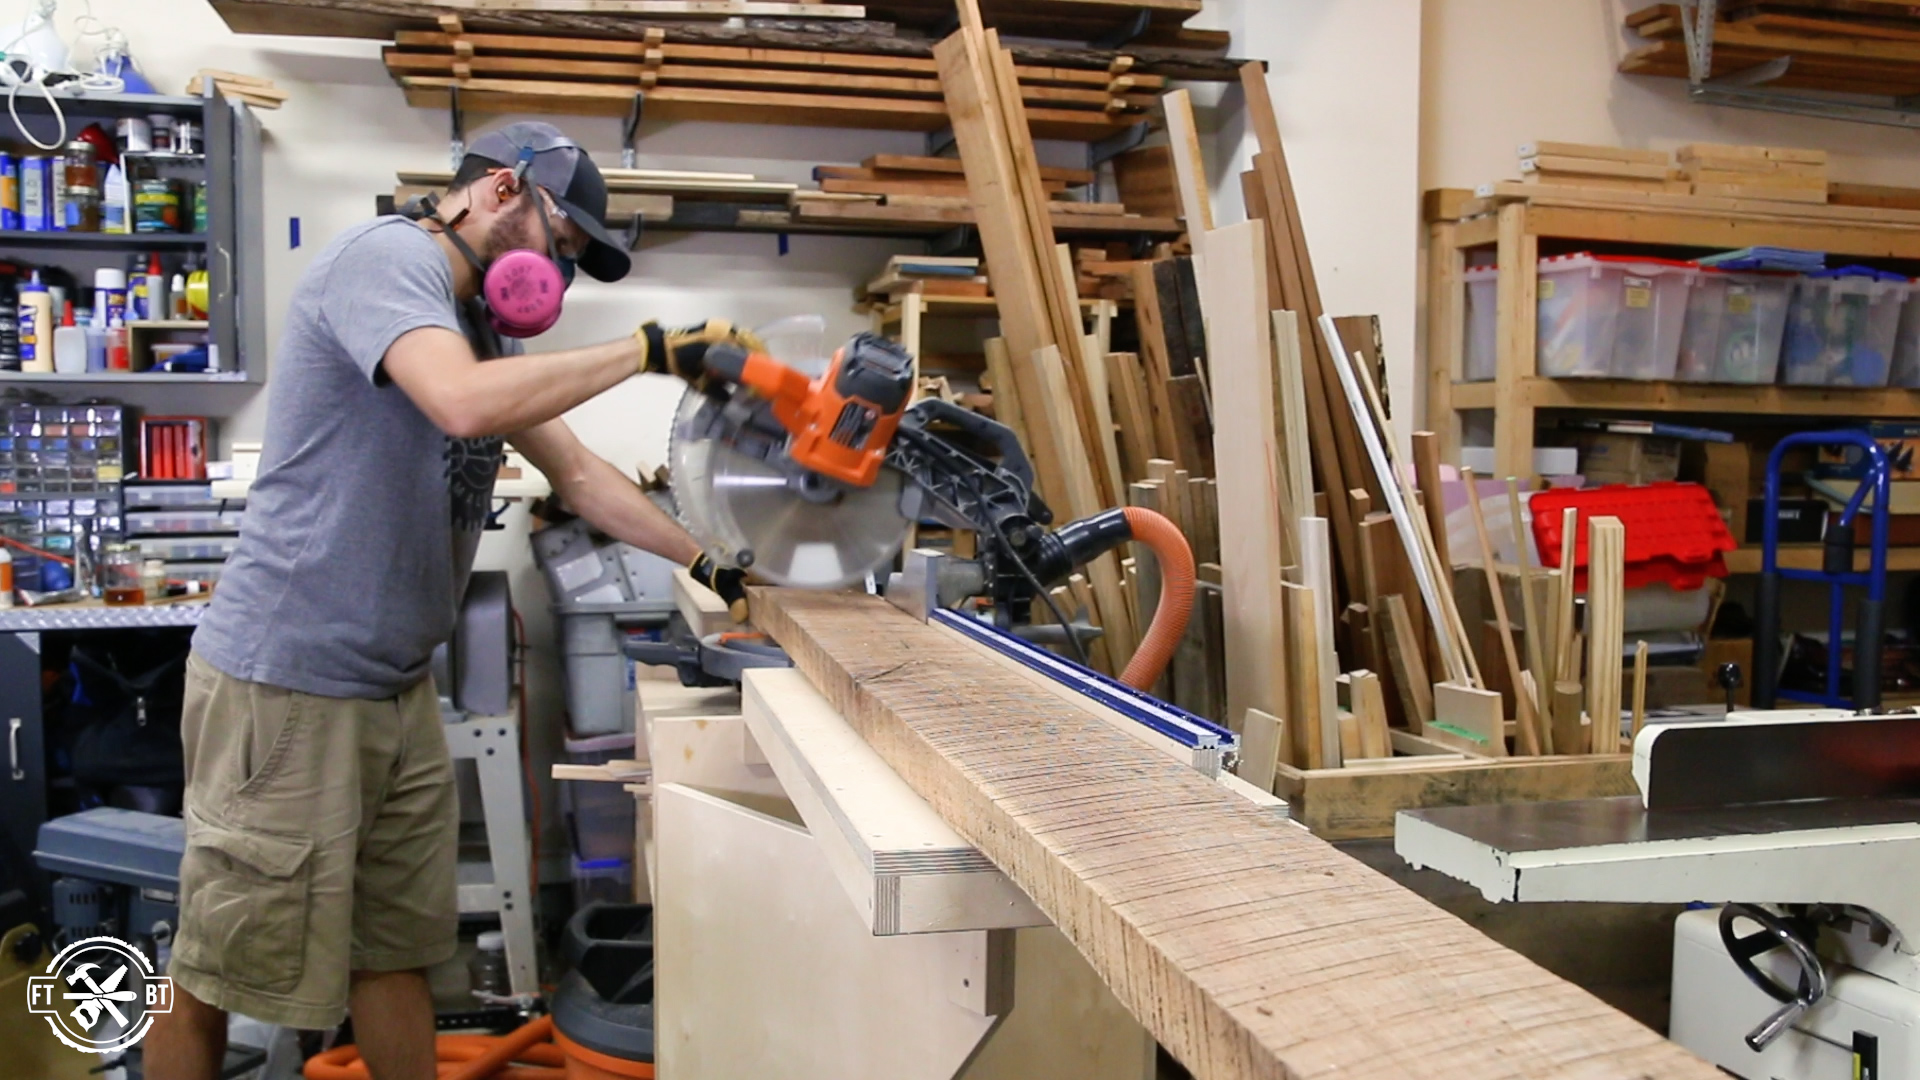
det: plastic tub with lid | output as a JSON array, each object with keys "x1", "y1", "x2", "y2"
[
  {"x1": 1713, "y1": 271, "x2": 1796, "y2": 384},
  {"x1": 1461, "y1": 264, "x2": 1499, "y2": 381},
  {"x1": 1887, "y1": 278, "x2": 1920, "y2": 387},
  {"x1": 1678, "y1": 267, "x2": 1794, "y2": 384},
  {"x1": 1536, "y1": 253, "x2": 1698, "y2": 379},
  {"x1": 1782, "y1": 266, "x2": 1909, "y2": 387}
]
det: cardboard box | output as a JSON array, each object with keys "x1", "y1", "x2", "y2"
[
  {"x1": 1577, "y1": 433, "x2": 1681, "y2": 486},
  {"x1": 1684, "y1": 441, "x2": 1753, "y2": 541},
  {"x1": 1814, "y1": 421, "x2": 1920, "y2": 481}
]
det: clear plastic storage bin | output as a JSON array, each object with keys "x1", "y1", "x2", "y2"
[
  {"x1": 564, "y1": 731, "x2": 639, "y2": 863},
  {"x1": 1887, "y1": 281, "x2": 1920, "y2": 387},
  {"x1": 1714, "y1": 272, "x2": 1795, "y2": 384},
  {"x1": 571, "y1": 856, "x2": 633, "y2": 908},
  {"x1": 1536, "y1": 254, "x2": 1698, "y2": 379},
  {"x1": 1782, "y1": 267, "x2": 1909, "y2": 387},
  {"x1": 1677, "y1": 268, "x2": 1794, "y2": 384},
  {"x1": 1461, "y1": 265, "x2": 1499, "y2": 382}
]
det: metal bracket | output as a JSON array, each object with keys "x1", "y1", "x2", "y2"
[
  {"x1": 1679, "y1": 0, "x2": 1718, "y2": 83},
  {"x1": 1087, "y1": 120, "x2": 1149, "y2": 172},
  {"x1": 1091, "y1": 9, "x2": 1151, "y2": 50},
  {"x1": 1705, "y1": 55, "x2": 1791, "y2": 88},
  {"x1": 925, "y1": 126, "x2": 958, "y2": 159},
  {"x1": 1673, "y1": 0, "x2": 1920, "y2": 128},
  {"x1": 448, "y1": 83, "x2": 466, "y2": 171},
  {"x1": 621, "y1": 92, "x2": 646, "y2": 170}
]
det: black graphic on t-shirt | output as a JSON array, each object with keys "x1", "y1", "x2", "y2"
[{"x1": 445, "y1": 435, "x2": 504, "y2": 531}]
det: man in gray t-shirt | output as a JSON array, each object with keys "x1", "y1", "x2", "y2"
[{"x1": 150, "y1": 123, "x2": 756, "y2": 1079}]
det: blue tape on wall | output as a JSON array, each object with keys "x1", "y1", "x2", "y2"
[{"x1": 289, "y1": 217, "x2": 301, "y2": 249}]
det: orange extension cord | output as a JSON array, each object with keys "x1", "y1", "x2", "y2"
[
  {"x1": 1116, "y1": 507, "x2": 1195, "y2": 692},
  {"x1": 302, "y1": 1014, "x2": 660, "y2": 1080}
]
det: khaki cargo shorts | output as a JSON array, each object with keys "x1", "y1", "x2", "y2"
[{"x1": 168, "y1": 652, "x2": 459, "y2": 1029}]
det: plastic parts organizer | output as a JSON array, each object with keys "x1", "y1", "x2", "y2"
[{"x1": 1529, "y1": 482, "x2": 1736, "y2": 592}]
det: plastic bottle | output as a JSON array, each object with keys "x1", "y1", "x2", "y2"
[
  {"x1": 467, "y1": 931, "x2": 510, "y2": 999},
  {"x1": 18, "y1": 271, "x2": 51, "y2": 372},
  {"x1": 107, "y1": 324, "x2": 128, "y2": 371},
  {"x1": 53, "y1": 301, "x2": 85, "y2": 374},
  {"x1": 102, "y1": 164, "x2": 128, "y2": 235},
  {"x1": 130, "y1": 258, "x2": 150, "y2": 322},
  {"x1": 146, "y1": 255, "x2": 168, "y2": 323},
  {"x1": 0, "y1": 548, "x2": 14, "y2": 608},
  {"x1": 168, "y1": 273, "x2": 186, "y2": 320},
  {"x1": 94, "y1": 267, "x2": 126, "y2": 327},
  {"x1": 0, "y1": 277, "x2": 20, "y2": 372}
]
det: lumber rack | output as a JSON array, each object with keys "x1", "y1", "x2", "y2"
[
  {"x1": 1424, "y1": 184, "x2": 1920, "y2": 483},
  {"x1": 1637, "y1": 0, "x2": 1920, "y2": 129}
]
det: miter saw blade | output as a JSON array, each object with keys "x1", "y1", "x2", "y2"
[{"x1": 670, "y1": 388, "x2": 911, "y2": 589}]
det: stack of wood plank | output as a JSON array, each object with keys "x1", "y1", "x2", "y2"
[
  {"x1": 186, "y1": 68, "x2": 287, "y2": 109},
  {"x1": 1468, "y1": 139, "x2": 1833, "y2": 210},
  {"x1": 933, "y1": 0, "x2": 1146, "y2": 685},
  {"x1": 1621, "y1": 1, "x2": 1920, "y2": 97},
  {"x1": 1517, "y1": 141, "x2": 1683, "y2": 194},
  {"x1": 860, "y1": 254, "x2": 990, "y2": 301},
  {"x1": 1677, "y1": 142, "x2": 1829, "y2": 204},
  {"x1": 383, "y1": 21, "x2": 1168, "y2": 139},
  {"x1": 209, "y1": 0, "x2": 1246, "y2": 80}
]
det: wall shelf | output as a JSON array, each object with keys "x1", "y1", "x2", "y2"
[
  {"x1": 1426, "y1": 187, "x2": 1920, "y2": 477},
  {"x1": 0, "y1": 231, "x2": 207, "y2": 250},
  {"x1": 1448, "y1": 378, "x2": 1920, "y2": 418},
  {"x1": 1723, "y1": 545, "x2": 1920, "y2": 574},
  {"x1": 0, "y1": 371, "x2": 252, "y2": 385}
]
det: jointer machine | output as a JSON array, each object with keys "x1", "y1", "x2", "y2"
[{"x1": 1398, "y1": 708, "x2": 1920, "y2": 1080}]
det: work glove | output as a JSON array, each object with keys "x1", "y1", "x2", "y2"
[
  {"x1": 637, "y1": 319, "x2": 767, "y2": 385},
  {"x1": 688, "y1": 552, "x2": 750, "y2": 623}
]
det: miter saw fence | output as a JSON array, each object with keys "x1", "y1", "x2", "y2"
[{"x1": 670, "y1": 330, "x2": 1197, "y2": 691}]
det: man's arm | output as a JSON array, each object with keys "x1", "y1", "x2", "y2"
[
  {"x1": 381, "y1": 327, "x2": 641, "y2": 440},
  {"x1": 508, "y1": 418, "x2": 701, "y2": 566}
]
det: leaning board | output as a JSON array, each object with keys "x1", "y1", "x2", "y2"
[{"x1": 751, "y1": 588, "x2": 1716, "y2": 1080}]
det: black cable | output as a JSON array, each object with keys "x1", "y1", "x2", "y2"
[{"x1": 992, "y1": 515, "x2": 1089, "y2": 668}]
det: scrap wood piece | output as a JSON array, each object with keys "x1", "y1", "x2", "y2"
[
  {"x1": 1319, "y1": 312, "x2": 1472, "y2": 690},
  {"x1": 1380, "y1": 593, "x2": 1433, "y2": 733},
  {"x1": 1506, "y1": 479, "x2": 1554, "y2": 754},
  {"x1": 934, "y1": 25, "x2": 1070, "y2": 505},
  {"x1": 1204, "y1": 221, "x2": 1291, "y2": 734},
  {"x1": 1282, "y1": 581, "x2": 1324, "y2": 768},
  {"x1": 1244, "y1": 159, "x2": 1362, "y2": 605},
  {"x1": 752, "y1": 587, "x2": 1723, "y2": 1080},
  {"x1": 1237, "y1": 708, "x2": 1285, "y2": 794},
  {"x1": 1301, "y1": 517, "x2": 1342, "y2": 769},
  {"x1": 1586, "y1": 516, "x2": 1627, "y2": 755},
  {"x1": 1107, "y1": 351, "x2": 1159, "y2": 483},
  {"x1": 1461, "y1": 469, "x2": 1541, "y2": 756}
]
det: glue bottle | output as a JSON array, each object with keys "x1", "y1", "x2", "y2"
[
  {"x1": 18, "y1": 271, "x2": 51, "y2": 372},
  {"x1": 53, "y1": 301, "x2": 84, "y2": 374}
]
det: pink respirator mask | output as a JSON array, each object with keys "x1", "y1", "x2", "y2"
[{"x1": 429, "y1": 172, "x2": 578, "y2": 339}]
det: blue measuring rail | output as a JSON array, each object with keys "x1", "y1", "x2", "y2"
[{"x1": 932, "y1": 608, "x2": 1236, "y2": 759}]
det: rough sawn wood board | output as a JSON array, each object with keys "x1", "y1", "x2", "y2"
[{"x1": 751, "y1": 587, "x2": 1719, "y2": 1080}]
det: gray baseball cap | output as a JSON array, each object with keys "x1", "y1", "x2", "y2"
[{"x1": 462, "y1": 121, "x2": 631, "y2": 283}]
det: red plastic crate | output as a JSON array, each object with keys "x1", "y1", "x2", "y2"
[{"x1": 1529, "y1": 482, "x2": 1736, "y2": 591}]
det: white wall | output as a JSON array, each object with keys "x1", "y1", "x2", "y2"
[
  {"x1": 1421, "y1": 0, "x2": 1920, "y2": 192},
  {"x1": 1190, "y1": 0, "x2": 1425, "y2": 442}
]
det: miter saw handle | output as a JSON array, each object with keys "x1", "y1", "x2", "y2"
[{"x1": 898, "y1": 398, "x2": 1035, "y2": 492}]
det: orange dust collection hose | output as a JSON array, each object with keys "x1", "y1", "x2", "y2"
[{"x1": 1117, "y1": 506, "x2": 1196, "y2": 692}]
